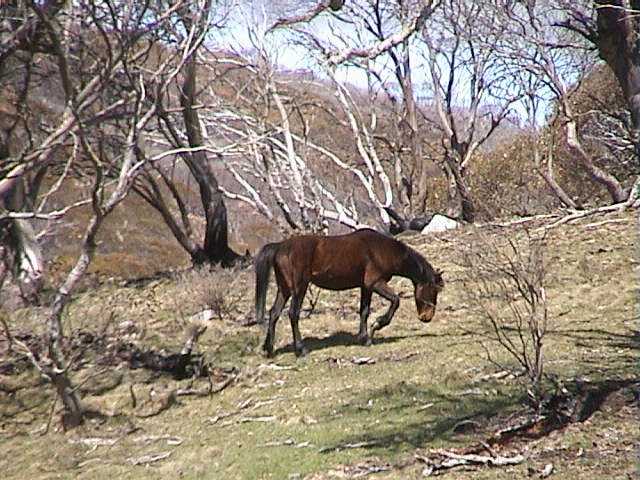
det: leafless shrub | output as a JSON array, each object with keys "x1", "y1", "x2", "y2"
[
  {"x1": 174, "y1": 266, "x2": 249, "y2": 323},
  {"x1": 460, "y1": 228, "x2": 549, "y2": 408}
]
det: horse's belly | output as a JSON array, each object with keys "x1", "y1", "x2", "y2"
[{"x1": 311, "y1": 273, "x2": 360, "y2": 291}]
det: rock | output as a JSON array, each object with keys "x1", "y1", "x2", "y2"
[
  {"x1": 189, "y1": 309, "x2": 216, "y2": 323},
  {"x1": 421, "y1": 214, "x2": 461, "y2": 234},
  {"x1": 540, "y1": 463, "x2": 554, "y2": 478}
]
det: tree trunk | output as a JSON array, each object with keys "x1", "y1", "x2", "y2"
[
  {"x1": 398, "y1": 50, "x2": 429, "y2": 214},
  {"x1": 444, "y1": 155, "x2": 475, "y2": 222},
  {"x1": 0, "y1": 143, "x2": 44, "y2": 303},
  {"x1": 533, "y1": 140, "x2": 580, "y2": 210},
  {"x1": 596, "y1": 0, "x2": 640, "y2": 157},
  {"x1": 180, "y1": 56, "x2": 243, "y2": 267},
  {"x1": 566, "y1": 120, "x2": 628, "y2": 203}
]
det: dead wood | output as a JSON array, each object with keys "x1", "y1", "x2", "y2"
[
  {"x1": 534, "y1": 202, "x2": 636, "y2": 232},
  {"x1": 417, "y1": 448, "x2": 524, "y2": 476},
  {"x1": 128, "y1": 451, "x2": 172, "y2": 466},
  {"x1": 319, "y1": 440, "x2": 381, "y2": 453},
  {"x1": 180, "y1": 322, "x2": 208, "y2": 356}
]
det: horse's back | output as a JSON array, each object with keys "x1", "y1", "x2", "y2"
[{"x1": 275, "y1": 229, "x2": 403, "y2": 290}]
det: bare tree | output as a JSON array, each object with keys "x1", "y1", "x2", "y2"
[
  {"x1": 493, "y1": 0, "x2": 630, "y2": 205},
  {"x1": 2, "y1": 0, "x2": 204, "y2": 428},
  {"x1": 419, "y1": 0, "x2": 522, "y2": 222},
  {"x1": 129, "y1": 1, "x2": 247, "y2": 266},
  {"x1": 218, "y1": 0, "x2": 442, "y2": 231},
  {"x1": 555, "y1": 0, "x2": 640, "y2": 159}
]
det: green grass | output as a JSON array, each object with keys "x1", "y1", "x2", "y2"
[{"x1": 1, "y1": 210, "x2": 638, "y2": 479}]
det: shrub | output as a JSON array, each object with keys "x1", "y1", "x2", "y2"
[{"x1": 460, "y1": 228, "x2": 549, "y2": 408}]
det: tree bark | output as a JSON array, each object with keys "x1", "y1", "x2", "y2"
[
  {"x1": 565, "y1": 119, "x2": 628, "y2": 202},
  {"x1": 444, "y1": 153, "x2": 475, "y2": 223},
  {"x1": 596, "y1": 0, "x2": 640, "y2": 156},
  {"x1": 180, "y1": 56, "x2": 243, "y2": 267}
]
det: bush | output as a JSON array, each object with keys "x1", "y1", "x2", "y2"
[
  {"x1": 460, "y1": 228, "x2": 549, "y2": 408},
  {"x1": 172, "y1": 265, "x2": 250, "y2": 323}
]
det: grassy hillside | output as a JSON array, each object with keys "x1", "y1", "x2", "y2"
[{"x1": 1, "y1": 209, "x2": 638, "y2": 479}]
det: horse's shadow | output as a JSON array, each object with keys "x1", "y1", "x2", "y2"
[{"x1": 273, "y1": 330, "x2": 435, "y2": 356}]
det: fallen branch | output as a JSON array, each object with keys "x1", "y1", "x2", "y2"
[
  {"x1": 69, "y1": 437, "x2": 119, "y2": 451},
  {"x1": 319, "y1": 440, "x2": 380, "y2": 453},
  {"x1": 180, "y1": 323, "x2": 208, "y2": 356},
  {"x1": 534, "y1": 202, "x2": 634, "y2": 232},
  {"x1": 176, "y1": 375, "x2": 236, "y2": 397},
  {"x1": 133, "y1": 435, "x2": 183, "y2": 446},
  {"x1": 351, "y1": 356, "x2": 376, "y2": 365},
  {"x1": 239, "y1": 415, "x2": 277, "y2": 423},
  {"x1": 417, "y1": 448, "x2": 524, "y2": 476},
  {"x1": 384, "y1": 351, "x2": 419, "y2": 362},
  {"x1": 487, "y1": 214, "x2": 559, "y2": 228},
  {"x1": 129, "y1": 451, "x2": 172, "y2": 466},
  {"x1": 490, "y1": 414, "x2": 546, "y2": 443},
  {"x1": 580, "y1": 218, "x2": 629, "y2": 229},
  {"x1": 260, "y1": 438, "x2": 313, "y2": 448}
]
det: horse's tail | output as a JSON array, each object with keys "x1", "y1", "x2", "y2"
[{"x1": 255, "y1": 242, "x2": 280, "y2": 325}]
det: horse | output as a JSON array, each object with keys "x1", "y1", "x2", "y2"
[{"x1": 254, "y1": 228, "x2": 444, "y2": 357}]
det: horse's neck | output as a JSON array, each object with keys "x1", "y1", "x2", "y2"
[{"x1": 399, "y1": 249, "x2": 427, "y2": 283}]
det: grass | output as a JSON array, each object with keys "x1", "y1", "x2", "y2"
[{"x1": 1, "y1": 210, "x2": 638, "y2": 479}]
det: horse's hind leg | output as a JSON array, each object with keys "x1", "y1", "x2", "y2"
[
  {"x1": 263, "y1": 287, "x2": 289, "y2": 357},
  {"x1": 289, "y1": 285, "x2": 309, "y2": 357},
  {"x1": 358, "y1": 287, "x2": 373, "y2": 346},
  {"x1": 369, "y1": 281, "x2": 400, "y2": 341}
]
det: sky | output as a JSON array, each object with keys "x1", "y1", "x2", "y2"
[{"x1": 216, "y1": 1, "x2": 557, "y2": 128}]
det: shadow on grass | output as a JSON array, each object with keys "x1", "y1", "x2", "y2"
[
  {"x1": 274, "y1": 331, "x2": 438, "y2": 356},
  {"x1": 548, "y1": 326, "x2": 640, "y2": 349},
  {"x1": 318, "y1": 380, "x2": 522, "y2": 454},
  {"x1": 318, "y1": 376, "x2": 639, "y2": 455}
]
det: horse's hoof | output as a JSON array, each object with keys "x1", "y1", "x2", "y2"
[
  {"x1": 262, "y1": 345, "x2": 275, "y2": 358},
  {"x1": 295, "y1": 347, "x2": 309, "y2": 358},
  {"x1": 358, "y1": 335, "x2": 372, "y2": 346}
]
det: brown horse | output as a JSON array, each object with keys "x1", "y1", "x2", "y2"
[{"x1": 254, "y1": 229, "x2": 444, "y2": 357}]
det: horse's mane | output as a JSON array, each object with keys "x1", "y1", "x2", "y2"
[{"x1": 403, "y1": 243, "x2": 443, "y2": 287}]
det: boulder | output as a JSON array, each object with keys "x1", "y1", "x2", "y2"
[{"x1": 420, "y1": 214, "x2": 461, "y2": 234}]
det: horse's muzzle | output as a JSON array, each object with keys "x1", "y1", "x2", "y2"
[{"x1": 418, "y1": 305, "x2": 435, "y2": 323}]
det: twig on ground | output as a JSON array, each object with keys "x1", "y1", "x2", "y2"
[
  {"x1": 133, "y1": 434, "x2": 183, "y2": 446},
  {"x1": 69, "y1": 437, "x2": 119, "y2": 451},
  {"x1": 260, "y1": 438, "x2": 312, "y2": 448},
  {"x1": 319, "y1": 440, "x2": 380, "y2": 453},
  {"x1": 129, "y1": 451, "x2": 172, "y2": 466},
  {"x1": 239, "y1": 415, "x2": 276, "y2": 423},
  {"x1": 580, "y1": 218, "x2": 629, "y2": 229}
]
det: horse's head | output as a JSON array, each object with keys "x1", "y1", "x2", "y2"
[{"x1": 414, "y1": 269, "x2": 444, "y2": 323}]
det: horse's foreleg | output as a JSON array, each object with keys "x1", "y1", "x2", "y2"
[
  {"x1": 263, "y1": 288, "x2": 289, "y2": 357},
  {"x1": 358, "y1": 288, "x2": 373, "y2": 346},
  {"x1": 289, "y1": 287, "x2": 308, "y2": 357},
  {"x1": 369, "y1": 281, "x2": 400, "y2": 341}
]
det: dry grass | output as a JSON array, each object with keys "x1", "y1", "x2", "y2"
[{"x1": 1, "y1": 210, "x2": 638, "y2": 480}]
